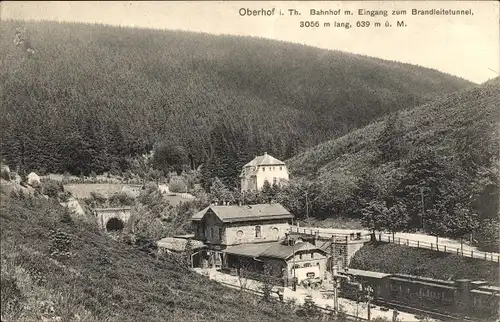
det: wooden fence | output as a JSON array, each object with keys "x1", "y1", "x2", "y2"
[
  {"x1": 287, "y1": 227, "x2": 499, "y2": 263},
  {"x1": 375, "y1": 234, "x2": 500, "y2": 263}
]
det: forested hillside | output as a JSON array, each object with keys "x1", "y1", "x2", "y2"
[
  {"x1": 286, "y1": 79, "x2": 499, "y2": 250},
  {"x1": 0, "y1": 190, "x2": 306, "y2": 321},
  {"x1": 0, "y1": 20, "x2": 471, "y2": 187}
]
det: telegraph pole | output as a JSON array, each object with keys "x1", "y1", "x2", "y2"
[
  {"x1": 420, "y1": 187, "x2": 425, "y2": 231},
  {"x1": 292, "y1": 238, "x2": 296, "y2": 291},
  {"x1": 305, "y1": 191, "x2": 309, "y2": 225},
  {"x1": 330, "y1": 235, "x2": 339, "y2": 312},
  {"x1": 366, "y1": 285, "x2": 373, "y2": 321}
]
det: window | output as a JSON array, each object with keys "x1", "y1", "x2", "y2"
[
  {"x1": 304, "y1": 263, "x2": 311, "y2": 268},
  {"x1": 299, "y1": 253, "x2": 302, "y2": 260},
  {"x1": 311, "y1": 252, "x2": 314, "y2": 259},
  {"x1": 255, "y1": 226, "x2": 261, "y2": 238},
  {"x1": 279, "y1": 166, "x2": 282, "y2": 171},
  {"x1": 262, "y1": 167, "x2": 265, "y2": 171},
  {"x1": 219, "y1": 228, "x2": 223, "y2": 241}
]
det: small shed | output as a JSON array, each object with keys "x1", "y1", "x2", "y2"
[{"x1": 157, "y1": 237, "x2": 207, "y2": 267}]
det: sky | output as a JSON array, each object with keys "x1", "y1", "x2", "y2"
[{"x1": 1, "y1": 1, "x2": 499, "y2": 83}]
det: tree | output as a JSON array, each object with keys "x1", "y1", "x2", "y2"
[
  {"x1": 361, "y1": 200, "x2": 389, "y2": 240},
  {"x1": 385, "y1": 201, "x2": 410, "y2": 241},
  {"x1": 423, "y1": 206, "x2": 449, "y2": 246},
  {"x1": 446, "y1": 204, "x2": 479, "y2": 252},
  {"x1": 209, "y1": 177, "x2": 234, "y2": 204},
  {"x1": 261, "y1": 180, "x2": 282, "y2": 203},
  {"x1": 297, "y1": 294, "x2": 323, "y2": 319},
  {"x1": 237, "y1": 259, "x2": 250, "y2": 294},
  {"x1": 259, "y1": 262, "x2": 279, "y2": 303},
  {"x1": 152, "y1": 140, "x2": 189, "y2": 174},
  {"x1": 475, "y1": 218, "x2": 500, "y2": 252}
]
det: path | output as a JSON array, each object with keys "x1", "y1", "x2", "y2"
[
  {"x1": 291, "y1": 226, "x2": 500, "y2": 262},
  {"x1": 194, "y1": 268, "x2": 431, "y2": 321}
]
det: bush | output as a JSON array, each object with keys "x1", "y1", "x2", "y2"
[
  {"x1": 57, "y1": 191, "x2": 71, "y2": 203},
  {"x1": 41, "y1": 179, "x2": 63, "y2": 198},
  {"x1": 169, "y1": 175, "x2": 187, "y2": 193},
  {"x1": 109, "y1": 192, "x2": 135, "y2": 207},
  {"x1": 48, "y1": 228, "x2": 72, "y2": 259},
  {"x1": 475, "y1": 218, "x2": 500, "y2": 252},
  {"x1": 89, "y1": 192, "x2": 107, "y2": 206},
  {"x1": 296, "y1": 294, "x2": 322, "y2": 319}
]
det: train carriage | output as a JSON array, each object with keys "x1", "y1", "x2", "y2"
[{"x1": 337, "y1": 268, "x2": 500, "y2": 321}]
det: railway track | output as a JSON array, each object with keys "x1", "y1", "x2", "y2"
[{"x1": 372, "y1": 298, "x2": 475, "y2": 321}]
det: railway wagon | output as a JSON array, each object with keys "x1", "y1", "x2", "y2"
[{"x1": 338, "y1": 269, "x2": 500, "y2": 321}]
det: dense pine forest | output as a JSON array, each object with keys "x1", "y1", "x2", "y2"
[{"x1": 0, "y1": 20, "x2": 472, "y2": 187}]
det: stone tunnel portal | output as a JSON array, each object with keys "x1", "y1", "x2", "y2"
[{"x1": 106, "y1": 217, "x2": 124, "y2": 231}]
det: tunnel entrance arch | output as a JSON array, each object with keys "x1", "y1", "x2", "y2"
[
  {"x1": 106, "y1": 217, "x2": 124, "y2": 231},
  {"x1": 94, "y1": 207, "x2": 131, "y2": 231}
]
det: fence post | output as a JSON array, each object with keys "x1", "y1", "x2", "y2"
[
  {"x1": 398, "y1": 238, "x2": 400, "y2": 245},
  {"x1": 444, "y1": 245, "x2": 446, "y2": 253},
  {"x1": 431, "y1": 243, "x2": 433, "y2": 250},
  {"x1": 406, "y1": 239, "x2": 409, "y2": 246},
  {"x1": 417, "y1": 241, "x2": 419, "y2": 248},
  {"x1": 471, "y1": 251, "x2": 473, "y2": 258},
  {"x1": 485, "y1": 253, "x2": 487, "y2": 260},
  {"x1": 457, "y1": 248, "x2": 459, "y2": 255}
]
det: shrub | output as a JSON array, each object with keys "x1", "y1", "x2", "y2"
[
  {"x1": 0, "y1": 274, "x2": 24, "y2": 320},
  {"x1": 89, "y1": 192, "x2": 107, "y2": 206},
  {"x1": 109, "y1": 192, "x2": 135, "y2": 207},
  {"x1": 297, "y1": 294, "x2": 322, "y2": 319},
  {"x1": 57, "y1": 191, "x2": 71, "y2": 203},
  {"x1": 41, "y1": 179, "x2": 63, "y2": 198},
  {"x1": 475, "y1": 218, "x2": 500, "y2": 252},
  {"x1": 49, "y1": 229, "x2": 72, "y2": 259},
  {"x1": 169, "y1": 175, "x2": 187, "y2": 193}
]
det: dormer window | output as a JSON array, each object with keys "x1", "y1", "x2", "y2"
[{"x1": 279, "y1": 166, "x2": 282, "y2": 171}]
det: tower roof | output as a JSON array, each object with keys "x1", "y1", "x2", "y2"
[{"x1": 244, "y1": 152, "x2": 285, "y2": 167}]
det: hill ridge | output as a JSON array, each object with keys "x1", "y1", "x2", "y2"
[{"x1": 0, "y1": 20, "x2": 472, "y2": 186}]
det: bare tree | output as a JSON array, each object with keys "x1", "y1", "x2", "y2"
[{"x1": 237, "y1": 259, "x2": 250, "y2": 294}]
